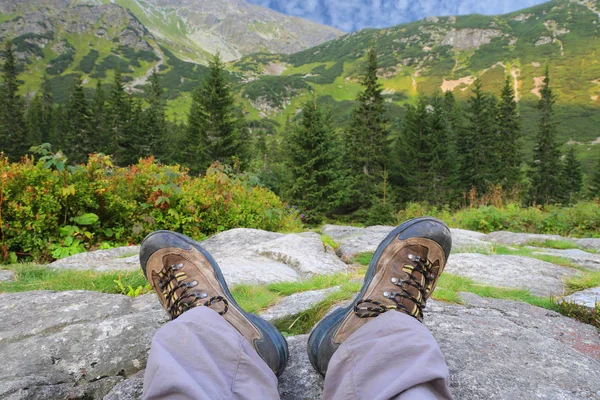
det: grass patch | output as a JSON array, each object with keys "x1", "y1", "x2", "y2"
[
  {"x1": 564, "y1": 271, "x2": 600, "y2": 294},
  {"x1": 0, "y1": 264, "x2": 148, "y2": 295},
  {"x1": 320, "y1": 234, "x2": 339, "y2": 250},
  {"x1": 433, "y1": 273, "x2": 558, "y2": 310},
  {"x1": 117, "y1": 252, "x2": 139, "y2": 259},
  {"x1": 267, "y1": 271, "x2": 360, "y2": 296},
  {"x1": 273, "y1": 281, "x2": 361, "y2": 335},
  {"x1": 354, "y1": 252, "x2": 373, "y2": 266},
  {"x1": 529, "y1": 239, "x2": 584, "y2": 250},
  {"x1": 230, "y1": 284, "x2": 281, "y2": 314},
  {"x1": 556, "y1": 301, "x2": 600, "y2": 329},
  {"x1": 492, "y1": 245, "x2": 582, "y2": 269}
]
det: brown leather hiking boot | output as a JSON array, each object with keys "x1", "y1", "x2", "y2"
[
  {"x1": 140, "y1": 230, "x2": 288, "y2": 377},
  {"x1": 308, "y1": 217, "x2": 451, "y2": 376}
]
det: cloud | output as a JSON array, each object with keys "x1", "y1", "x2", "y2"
[{"x1": 246, "y1": 0, "x2": 550, "y2": 31}]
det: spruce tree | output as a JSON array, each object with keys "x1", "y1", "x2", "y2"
[
  {"x1": 589, "y1": 157, "x2": 600, "y2": 199},
  {"x1": 40, "y1": 75, "x2": 55, "y2": 144},
  {"x1": 64, "y1": 74, "x2": 92, "y2": 164},
  {"x1": 144, "y1": 69, "x2": 167, "y2": 160},
  {"x1": 283, "y1": 99, "x2": 339, "y2": 223},
  {"x1": 457, "y1": 78, "x2": 498, "y2": 195},
  {"x1": 559, "y1": 148, "x2": 583, "y2": 204},
  {"x1": 25, "y1": 94, "x2": 43, "y2": 146},
  {"x1": 107, "y1": 69, "x2": 136, "y2": 165},
  {"x1": 528, "y1": 67, "x2": 562, "y2": 205},
  {"x1": 496, "y1": 75, "x2": 522, "y2": 190},
  {"x1": 344, "y1": 48, "x2": 389, "y2": 210},
  {"x1": 0, "y1": 41, "x2": 28, "y2": 161},
  {"x1": 91, "y1": 80, "x2": 107, "y2": 153},
  {"x1": 186, "y1": 53, "x2": 248, "y2": 173}
]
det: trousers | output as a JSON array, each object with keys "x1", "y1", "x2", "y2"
[{"x1": 143, "y1": 307, "x2": 453, "y2": 400}]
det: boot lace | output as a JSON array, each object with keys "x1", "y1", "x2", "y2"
[
  {"x1": 354, "y1": 254, "x2": 435, "y2": 322},
  {"x1": 158, "y1": 262, "x2": 228, "y2": 319}
]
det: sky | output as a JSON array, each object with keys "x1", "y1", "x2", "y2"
[{"x1": 246, "y1": 0, "x2": 551, "y2": 31}]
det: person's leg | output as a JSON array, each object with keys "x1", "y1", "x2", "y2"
[
  {"x1": 322, "y1": 311, "x2": 451, "y2": 400},
  {"x1": 139, "y1": 230, "x2": 288, "y2": 399},
  {"x1": 308, "y1": 217, "x2": 453, "y2": 399},
  {"x1": 143, "y1": 306, "x2": 279, "y2": 400}
]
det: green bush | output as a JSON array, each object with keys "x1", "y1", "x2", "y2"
[
  {"x1": 396, "y1": 201, "x2": 600, "y2": 237},
  {"x1": 0, "y1": 154, "x2": 302, "y2": 262}
]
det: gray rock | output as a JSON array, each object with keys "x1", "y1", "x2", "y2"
[
  {"x1": 573, "y1": 238, "x2": 600, "y2": 253},
  {"x1": 440, "y1": 28, "x2": 502, "y2": 50},
  {"x1": 562, "y1": 287, "x2": 600, "y2": 310},
  {"x1": 103, "y1": 370, "x2": 145, "y2": 400},
  {"x1": 531, "y1": 247, "x2": 600, "y2": 271},
  {"x1": 445, "y1": 253, "x2": 576, "y2": 296},
  {"x1": 48, "y1": 229, "x2": 347, "y2": 285},
  {"x1": 486, "y1": 231, "x2": 566, "y2": 246},
  {"x1": 0, "y1": 269, "x2": 15, "y2": 282},
  {"x1": 322, "y1": 224, "x2": 491, "y2": 261},
  {"x1": 278, "y1": 335, "x2": 323, "y2": 400},
  {"x1": 200, "y1": 229, "x2": 347, "y2": 285},
  {"x1": 426, "y1": 294, "x2": 600, "y2": 399},
  {"x1": 49, "y1": 246, "x2": 141, "y2": 271},
  {"x1": 260, "y1": 287, "x2": 340, "y2": 323},
  {"x1": 0, "y1": 291, "x2": 167, "y2": 400},
  {"x1": 450, "y1": 228, "x2": 492, "y2": 253}
]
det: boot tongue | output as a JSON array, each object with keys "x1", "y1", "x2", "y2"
[{"x1": 396, "y1": 244, "x2": 430, "y2": 319}]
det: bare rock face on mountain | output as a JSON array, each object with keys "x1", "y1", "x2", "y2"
[{"x1": 110, "y1": 0, "x2": 343, "y2": 62}]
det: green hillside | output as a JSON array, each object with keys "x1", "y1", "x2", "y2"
[
  {"x1": 228, "y1": 0, "x2": 600, "y2": 175},
  {"x1": 1, "y1": 0, "x2": 600, "y2": 175}
]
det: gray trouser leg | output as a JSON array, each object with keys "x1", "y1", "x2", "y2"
[
  {"x1": 323, "y1": 311, "x2": 453, "y2": 400},
  {"x1": 143, "y1": 306, "x2": 280, "y2": 400}
]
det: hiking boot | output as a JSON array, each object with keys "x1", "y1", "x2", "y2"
[
  {"x1": 140, "y1": 230, "x2": 288, "y2": 377},
  {"x1": 307, "y1": 217, "x2": 451, "y2": 376}
]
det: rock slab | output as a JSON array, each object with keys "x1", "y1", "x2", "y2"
[
  {"x1": 259, "y1": 287, "x2": 340, "y2": 323},
  {"x1": 0, "y1": 291, "x2": 167, "y2": 400},
  {"x1": 2, "y1": 291, "x2": 600, "y2": 399},
  {"x1": 445, "y1": 253, "x2": 577, "y2": 296},
  {"x1": 49, "y1": 229, "x2": 348, "y2": 285},
  {"x1": 563, "y1": 287, "x2": 600, "y2": 310},
  {"x1": 322, "y1": 224, "x2": 492, "y2": 261},
  {"x1": 0, "y1": 269, "x2": 15, "y2": 282},
  {"x1": 531, "y1": 247, "x2": 600, "y2": 271},
  {"x1": 49, "y1": 246, "x2": 141, "y2": 271}
]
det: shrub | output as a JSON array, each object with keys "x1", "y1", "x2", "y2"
[{"x1": 0, "y1": 154, "x2": 301, "y2": 262}]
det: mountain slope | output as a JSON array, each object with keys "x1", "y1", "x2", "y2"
[
  {"x1": 95, "y1": 0, "x2": 342, "y2": 63},
  {"x1": 247, "y1": 0, "x2": 550, "y2": 31},
  {"x1": 231, "y1": 0, "x2": 600, "y2": 173}
]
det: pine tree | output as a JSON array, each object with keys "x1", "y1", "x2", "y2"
[
  {"x1": 457, "y1": 78, "x2": 498, "y2": 195},
  {"x1": 144, "y1": 69, "x2": 167, "y2": 160},
  {"x1": 344, "y1": 48, "x2": 390, "y2": 210},
  {"x1": 39, "y1": 75, "x2": 55, "y2": 145},
  {"x1": 107, "y1": 69, "x2": 136, "y2": 165},
  {"x1": 589, "y1": 157, "x2": 600, "y2": 199},
  {"x1": 283, "y1": 99, "x2": 339, "y2": 223},
  {"x1": 559, "y1": 148, "x2": 583, "y2": 204},
  {"x1": 64, "y1": 74, "x2": 92, "y2": 164},
  {"x1": 186, "y1": 53, "x2": 248, "y2": 173},
  {"x1": 91, "y1": 80, "x2": 107, "y2": 153},
  {"x1": 528, "y1": 67, "x2": 562, "y2": 205},
  {"x1": 496, "y1": 75, "x2": 522, "y2": 190},
  {"x1": 25, "y1": 94, "x2": 43, "y2": 146},
  {"x1": 0, "y1": 41, "x2": 28, "y2": 160}
]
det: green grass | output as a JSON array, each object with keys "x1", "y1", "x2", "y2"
[
  {"x1": 0, "y1": 264, "x2": 147, "y2": 294},
  {"x1": 492, "y1": 245, "x2": 584, "y2": 270},
  {"x1": 354, "y1": 252, "x2": 373, "y2": 266},
  {"x1": 230, "y1": 284, "x2": 281, "y2": 313},
  {"x1": 320, "y1": 234, "x2": 339, "y2": 250},
  {"x1": 528, "y1": 239, "x2": 584, "y2": 250},
  {"x1": 564, "y1": 270, "x2": 600, "y2": 294},
  {"x1": 433, "y1": 273, "x2": 558, "y2": 310}
]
